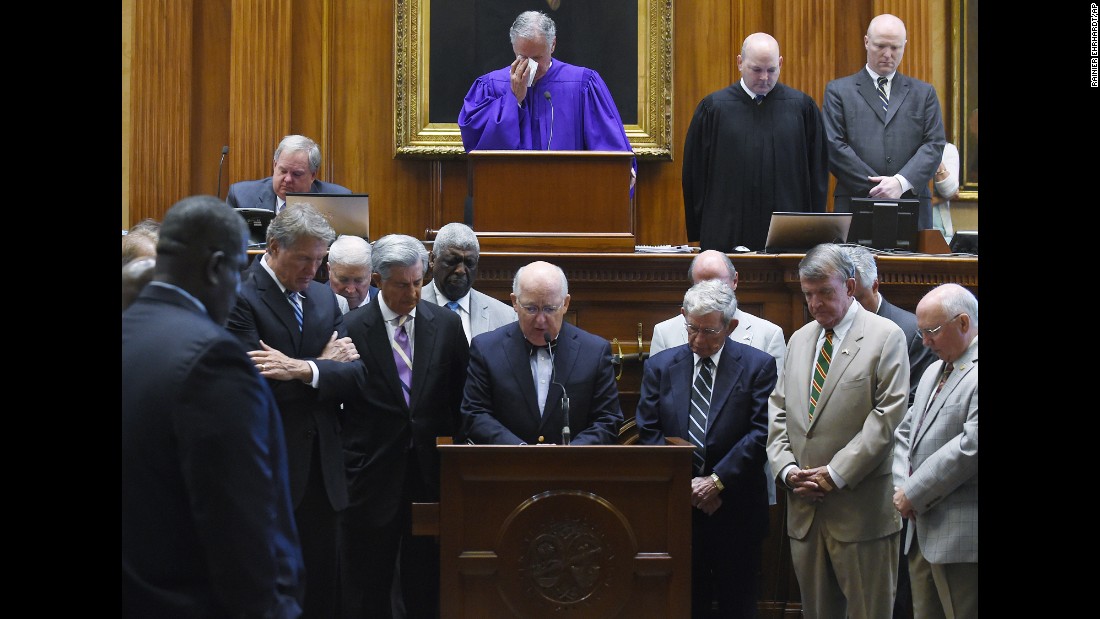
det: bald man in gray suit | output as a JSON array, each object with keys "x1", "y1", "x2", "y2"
[{"x1": 823, "y1": 14, "x2": 945, "y2": 229}]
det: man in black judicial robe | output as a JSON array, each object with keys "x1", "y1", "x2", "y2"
[{"x1": 683, "y1": 33, "x2": 828, "y2": 253}]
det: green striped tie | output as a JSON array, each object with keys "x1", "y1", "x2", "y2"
[{"x1": 808, "y1": 329, "x2": 834, "y2": 421}]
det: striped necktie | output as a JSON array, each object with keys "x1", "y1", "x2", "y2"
[
  {"x1": 809, "y1": 329, "x2": 834, "y2": 421},
  {"x1": 392, "y1": 315, "x2": 413, "y2": 405},
  {"x1": 286, "y1": 290, "x2": 302, "y2": 331},
  {"x1": 689, "y1": 358, "x2": 714, "y2": 474},
  {"x1": 877, "y1": 76, "x2": 889, "y2": 113}
]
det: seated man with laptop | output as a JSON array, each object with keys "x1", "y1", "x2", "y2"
[{"x1": 226, "y1": 134, "x2": 350, "y2": 213}]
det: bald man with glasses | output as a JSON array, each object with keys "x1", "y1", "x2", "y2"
[{"x1": 461, "y1": 260, "x2": 624, "y2": 445}]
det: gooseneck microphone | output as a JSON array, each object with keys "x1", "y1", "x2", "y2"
[
  {"x1": 216, "y1": 145, "x2": 229, "y2": 199},
  {"x1": 544, "y1": 332, "x2": 570, "y2": 444},
  {"x1": 544, "y1": 91, "x2": 554, "y2": 151}
]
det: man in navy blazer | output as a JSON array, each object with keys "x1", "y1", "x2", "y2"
[
  {"x1": 636, "y1": 279, "x2": 777, "y2": 619},
  {"x1": 823, "y1": 14, "x2": 945, "y2": 229},
  {"x1": 226, "y1": 134, "x2": 351, "y2": 213},
  {"x1": 123, "y1": 195, "x2": 304, "y2": 618},
  {"x1": 329, "y1": 234, "x2": 470, "y2": 619},
  {"x1": 462, "y1": 260, "x2": 623, "y2": 446},
  {"x1": 227, "y1": 202, "x2": 364, "y2": 619}
]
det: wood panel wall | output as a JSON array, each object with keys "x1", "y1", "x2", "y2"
[{"x1": 124, "y1": 0, "x2": 966, "y2": 236}]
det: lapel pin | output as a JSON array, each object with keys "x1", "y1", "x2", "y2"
[{"x1": 841, "y1": 349, "x2": 850, "y2": 355}]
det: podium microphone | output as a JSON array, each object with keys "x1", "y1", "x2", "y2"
[
  {"x1": 544, "y1": 91, "x2": 554, "y2": 151},
  {"x1": 544, "y1": 332, "x2": 570, "y2": 444},
  {"x1": 216, "y1": 145, "x2": 229, "y2": 199}
]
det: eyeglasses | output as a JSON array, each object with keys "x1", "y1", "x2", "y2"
[
  {"x1": 520, "y1": 304, "x2": 561, "y2": 316},
  {"x1": 916, "y1": 313, "x2": 962, "y2": 339},
  {"x1": 684, "y1": 321, "x2": 723, "y2": 337}
]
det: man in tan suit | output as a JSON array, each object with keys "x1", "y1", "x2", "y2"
[{"x1": 767, "y1": 243, "x2": 910, "y2": 619}]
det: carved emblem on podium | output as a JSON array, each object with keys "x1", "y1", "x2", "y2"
[{"x1": 496, "y1": 490, "x2": 637, "y2": 616}]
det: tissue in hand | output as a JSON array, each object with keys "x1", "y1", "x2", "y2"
[{"x1": 525, "y1": 58, "x2": 537, "y2": 87}]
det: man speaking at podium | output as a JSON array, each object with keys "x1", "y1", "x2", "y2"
[
  {"x1": 461, "y1": 261, "x2": 623, "y2": 446},
  {"x1": 457, "y1": 10, "x2": 636, "y2": 189}
]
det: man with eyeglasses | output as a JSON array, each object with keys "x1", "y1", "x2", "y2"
[
  {"x1": 766, "y1": 243, "x2": 909, "y2": 619},
  {"x1": 651, "y1": 249, "x2": 786, "y2": 508},
  {"x1": 891, "y1": 283, "x2": 978, "y2": 619},
  {"x1": 635, "y1": 279, "x2": 777, "y2": 619},
  {"x1": 461, "y1": 260, "x2": 624, "y2": 445}
]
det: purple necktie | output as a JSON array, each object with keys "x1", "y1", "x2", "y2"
[{"x1": 392, "y1": 315, "x2": 412, "y2": 405}]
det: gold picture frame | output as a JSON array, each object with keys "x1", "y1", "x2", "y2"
[
  {"x1": 951, "y1": 0, "x2": 978, "y2": 199},
  {"x1": 393, "y1": 0, "x2": 673, "y2": 159}
]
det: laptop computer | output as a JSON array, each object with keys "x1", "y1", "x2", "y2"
[
  {"x1": 763, "y1": 212, "x2": 853, "y2": 253},
  {"x1": 285, "y1": 192, "x2": 371, "y2": 239},
  {"x1": 235, "y1": 208, "x2": 275, "y2": 247}
]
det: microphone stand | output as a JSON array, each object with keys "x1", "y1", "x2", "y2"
[{"x1": 544, "y1": 332, "x2": 570, "y2": 444}]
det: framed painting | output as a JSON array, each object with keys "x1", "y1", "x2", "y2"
[
  {"x1": 394, "y1": 0, "x2": 673, "y2": 159},
  {"x1": 951, "y1": 0, "x2": 978, "y2": 199}
]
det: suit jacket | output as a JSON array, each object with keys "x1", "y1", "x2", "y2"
[
  {"x1": 226, "y1": 177, "x2": 351, "y2": 212},
  {"x1": 878, "y1": 295, "x2": 937, "y2": 406},
  {"x1": 650, "y1": 308, "x2": 785, "y2": 505},
  {"x1": 823, "y1": 70, "x2": 945, "y2": 229},
  {"x1": 651, "y1": 308, "x2": 786, "y2": 368},
  {"x1": 421, "y1": 284, "x2": 517, "y2": 342},
  {"x1": 329, "y1": 299, "x2": 469, "y2": 525},
  {"x1": 123, "y1": 284, "x2": 304, "y2": 618},
  {"x1": 227, "y1": 258, "x2": 359, "y2": 511},
  {"x1": 462, "y1": 321, "x2": 624, "y2": 445},
  {"x1": 636, "y1": 341, "x2": 776, "y2": 538},
  {"x1": 767, "y1": 305, "x2": 909, "y2": 542},
  {"x1": 893, "y1": 337, "x2": 978, "y2": 564}
]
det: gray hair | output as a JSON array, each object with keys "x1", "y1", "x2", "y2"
[
  {"x1": 371, "y1": 234, "x2": 429, "y2": 280},
  {"x1": 931, "y1": 283, "x2": 979, "y2": 328},
  {"x1": 512, "y1": 261, "x2": 569, "y2": 298},
  {"x1": 842, "y1": 245, "x2": 878, "y2": 289},
  {"x1": 682, "y1": 279, "x2": 738, "y2": 323},
  {"x1": 510, "y1": 11, "x2": 555, "y2": 50},
  {"x1": 433, "y1": 222, "x2": 480, "y2": 259},
  {"x1": 799, "y1": 243, "x2": 855, "y2": 283},
  {"x1": 273, "y1": 134, "x2": 322, "y2": 174},
  {"x1": 328, "y1": 235, "x2": 372, "y2": 269},
  {"x1": 266, "y1": 202, "x2": 336, "y2": 247}
]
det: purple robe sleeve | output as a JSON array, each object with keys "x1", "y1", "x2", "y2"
[
  {"x1": 458, "y1": 71, "x2": 533, "y2": 151},
  {"x1": 579, "y1": 69, "x2": 632, "y2": 153}
]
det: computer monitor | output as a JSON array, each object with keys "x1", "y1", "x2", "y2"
[
  {"x1": 235, "y1": 208, "x2": 275, "y2": 247},
  {"x1": 763, "y1": 212, "x2": 853, "y2": 254},
  {"x1": 949, "y1": 230, "x2": 978, "y2": 255},
  {"x1": 848, "y1": 198, "x2": 919, "y2": 251},
  {"x1": 285, "y1": 192, "x2": 371, "y2": 239}
]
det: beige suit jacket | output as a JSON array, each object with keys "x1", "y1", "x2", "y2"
[{"x1": 767, "y1": 304, "x2": 909, "y2": 542}]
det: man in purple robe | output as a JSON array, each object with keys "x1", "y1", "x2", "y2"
[{"x1": 458, "y1": 10, "x2": 636, "y2": 189}]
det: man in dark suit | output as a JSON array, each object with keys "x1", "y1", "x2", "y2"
[
  {"x1": 823, "y1": 14, "x2": 945, "y2": 229},
  {"x1": 635, "y1": 279, "x2": 777, "y2": 619},
  {"x1": 123, "y1": 195, "x2": 304, "y2": 618},
  {"x1": 327, "y1": 234, "x2": 379, "y2": 313},
  {"x1": 462, "y1": 260, "x2": 623, "y2": 446},
  {"x1": 226, "y1": 134, "x2": 351, "y2": 213},
  {"x1": 767, "y1": 243, "x2": 909, "y2": 619},
  {"x1": 844, "y1": 245, "x2": 935, "y2": 406},
  {"x1": 227, "y1": 202, "x2": 364, "y2": 619},
  {"x1": 331, "y1": 234, "x2": 469, "y2": 619}
]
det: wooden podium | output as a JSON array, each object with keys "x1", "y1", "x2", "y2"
[
  {"x1": 430, "y1": 438, "x2": 694, "y2": 618},
  {"x1": 467, "y1": 150, "x2": 636, "y2": 253}
]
